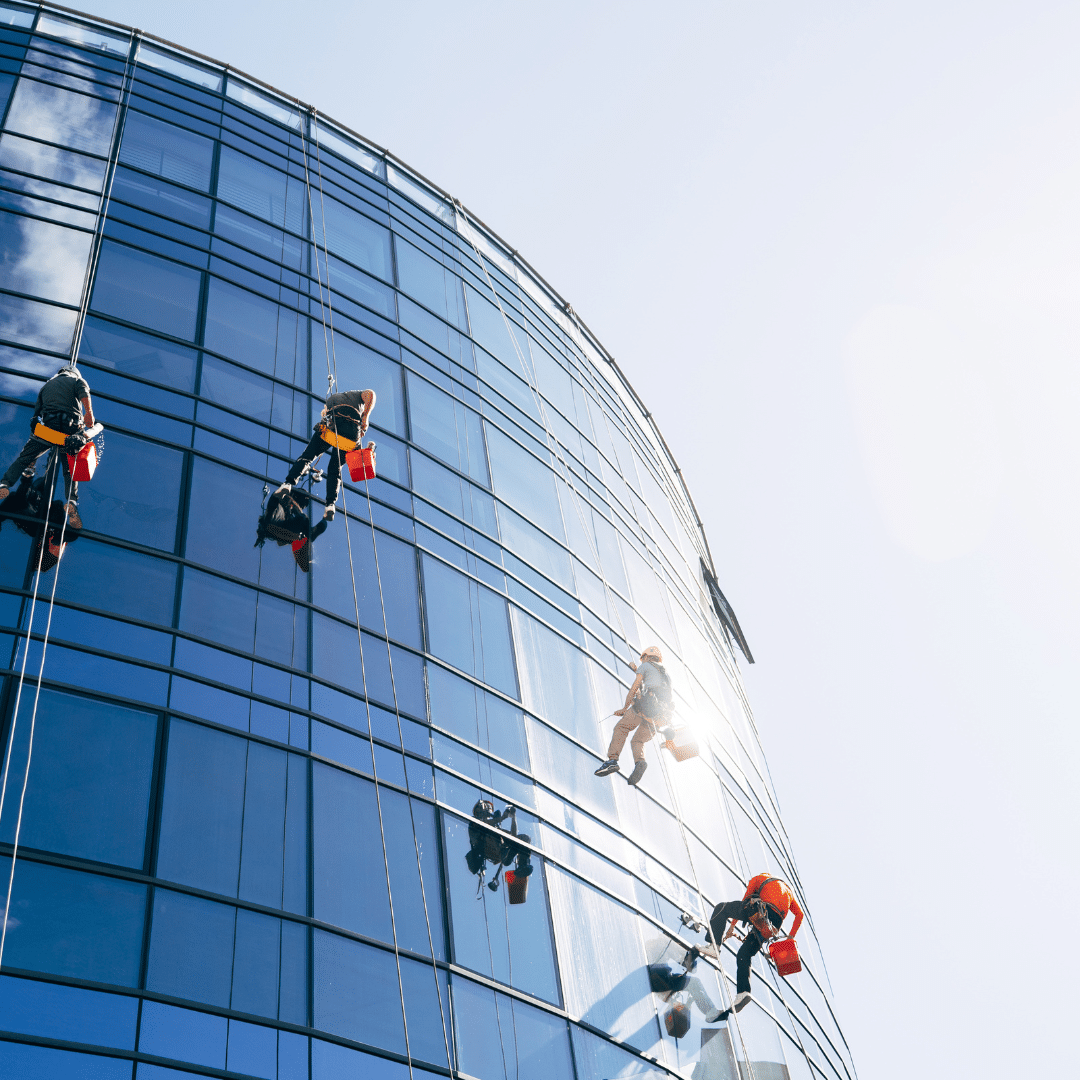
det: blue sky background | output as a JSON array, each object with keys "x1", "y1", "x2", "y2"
[{"x1": 72, "y1": 2, "x2": 1080, "y2": 1075}]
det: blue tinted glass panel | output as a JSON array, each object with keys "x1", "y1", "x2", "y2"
[
  {"x1": 320, "y1": 196, "x2": 392, "y2": 281},
  {"x1": 139, "y1": 1000, "x2": 227, "y2": 1070},
  {"x1": 145, "y1": 888, "x2": 235, "y2": 1007},
  {"x1": 120, "y1": 111, "x2": 215, "y2": 191},
  {"x1": 217, "y1": 145, "x2": 304, "y2": 234},
  {"x1": 156, "y1": 720, "x2": 246, "y2": 895},
  {"x1": 311, "y1": 762, "x2": 391, "y2": 941},
  {"x1": 179, "y1": 567, "x2": 257, "y2": 651},
  {"x1": 0, "y1": 1042, "x2": 131, "y2": 1079},
  {"x1": 399, "y1": 957, "x2": 451, "y2": 1069},
  {"x1": 203, "y1": 277, "x2": 279, "y2": 373},
  {"x1": 330, "y1": 335, "x2": 405, "y2": 436},
  {"x1": 91, "y1": 241, "x2": 202, "y2": 341},
  {"x1": 112, "y1": 167, "x2": 212, "y2": 231},
  {"x1": 231, "y1": 907, "x2": 280, "y2": 1018},
  {"x1": 183, "y1": 458, "x2": 263, "y2": 584},
  {"x1": 485, "y1": 425, "x2": 563, "y2": 541},
  {"x1": 407, "y1": 372, "x2": 488, "y2": 485},
  {"x1": 0, "y1": 975, "x2": 138, "y2": 1049},
  {"x1": 312, "y1": 929, "x2": 405, "y2": 1052},
  {"x1": 0, "y1": 858, "x2": 145, "y2": 986},
  {"x1": 0, "y1": 689, "x2": 155, "y2": 867},
  {"x1": 311, "y1": 1039, "x2": 408, "y2": 1080},
  {"x1": 227, "y1": 1018, "x2": 277, "y2": 1079}
]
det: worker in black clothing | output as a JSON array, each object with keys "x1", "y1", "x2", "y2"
[
  {"x1": 0, "y1": 364, "x2": 96, "y2": 529},
  {"x1": 0, "y1": 468, "x2": 83, "y2": 571},
  {"x1": 255, "y1": 486, "x2": 316, "y2": 572},
  {"x1": 276, "y1": 389, "x2": 375, "y2": 527},
  {"x1": 465, "y1": 799, "x2": 533, "y2": 894}
]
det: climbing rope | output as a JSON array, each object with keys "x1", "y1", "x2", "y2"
[
  {"x1": 0, "y1": 30, "x2": 141, "y2": 973},
  {"x1": 299, "y1": 106, "x2": 456, "y2": 1080}
]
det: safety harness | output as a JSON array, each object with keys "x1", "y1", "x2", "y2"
[{"x1": 743, "y1": 875, "x2": 785, "y2": 941}]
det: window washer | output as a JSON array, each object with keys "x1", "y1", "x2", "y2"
[
  {"x1": 465, "y1": 799, "x2": 533, "y2": 895},
  {"x1": 645, "y1": 935, "x2": 724, "y2": 1024},
  {"x1": 708, "y1": 873, "x2": 804, "y2": 1018},
  {"x1": 595, "y1": 646, "x2": 675, "y2": 786},
  {"x1": 255, "y1": 486, "x2": 317, "y2": 571},
  {"x1": 0, "y1": 364, "x2": 96, "y2": 529},
  {"x1": 275, "y1": 388, "x2": 375, "y2": 527},
  {"x1": 0, "y1": 467, "x2": 83, "y2": 571}
]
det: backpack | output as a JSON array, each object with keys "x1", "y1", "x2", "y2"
[{"x1": 636, "y1": 662, "x2": 674, "y2": 719}]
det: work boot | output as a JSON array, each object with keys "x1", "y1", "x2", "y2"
[
  {"x1": 594, "y1": 759, "x2": 620, "y2": 777},
  {"x1": 627, "y1": 760, "x2": 647, "y2": 786},
  {"x1": 65, "y1": 503, "x2": 82, "y2": 530},
  {"x1": 323, "y1": 505, "x2": 336, "y2": 521},
  {"x1": 732, "y1": 991, "x2": 751, "y2": 1013},
  {"x1": 0, "y1": 486, "x2": 8, "y2": 500},
  {"x1": 274, "y1": 482, "x2": 292, "y2": 496}
]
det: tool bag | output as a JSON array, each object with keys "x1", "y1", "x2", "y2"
[
  {"x1": 663, "y1": 727, "x2": 699, "y2": 762},
  {"x1": 664, "y1": 1001, "x2": 691, "y2": 1039},
  {"x1": 346, "y1": 443, "x2": 376, "y2": 481},
  {"x1": 768, "y1": 938, "x2": 802, "y2": 977}
]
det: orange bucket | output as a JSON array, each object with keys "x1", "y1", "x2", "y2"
[
  {"x1": 346, "y1": 444, "x2": 376, "y2": 481},
  {"x1": 67, "y1": 441, "x2": 98, "y2": 481},
  {"x1": 769, "y1": 938, "x2": 802, "y2": 977}
]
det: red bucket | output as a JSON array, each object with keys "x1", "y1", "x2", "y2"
[
  {"x1": 67, "y1": 441, "x2": 98, "y2": 481},
  {"x1": 769, "y1": 938, "x2": 802, "y2": 977},
  {"x1": 346, "y1": 444, "x2": 376, "y2": 482},
  {"x1": 505, "y1": 870, "x2": 528, "y2": 905},
  {"x1": 291, "y1": 537, "x2": 311, "y2": 573}
]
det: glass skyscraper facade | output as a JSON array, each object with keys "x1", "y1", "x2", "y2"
[{"x1": 0, "y1": 7, "x2": 855, "y2": 1080}]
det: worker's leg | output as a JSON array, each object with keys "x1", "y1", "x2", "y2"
[
  {"x1": 324, "y1": 444, "x2": 343, "y2": 507},
  {"x1": 709, "y1": 900, "x2": 745, "y2": 947},
  {"x1": 735, "y1": 931, "x2": 763, "y2": 994},
  {"x1": 1, "y1": 436, "x2": 50, "y2": 490},
  {"x1": 630, "y1": 715, "x2": 655, "y2": 762},
  {"x1": 606, "y1": 712, "x2": 639, "y2": 761},
  {"x1": 284, "y1": 431, "x2": 325, "y2": 486},
  {"x1": 685, "y1": 975, "x2": 717, "y2": 1018}
]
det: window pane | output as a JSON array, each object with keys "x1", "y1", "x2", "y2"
[
  {"x1": 320, "y1": 195, "x2": 392, "y2": 282},
  {"x1": 0, "y1": 1042, "x2": 131, "y2": 1079},
  {"x1": 120, "y1": 111, "x2": 214, "y2": 191},
  {"x1": 139, "y1": 1001, "x2": 227, "y2": 1071},
  {"x1": 217, "y1": 145, "x2": 304, "y2": 234},
  {"x1": 5, "y1": 77, "x2": 117, "y2": 155},
  {"x1": 0, "y1": 209, "x2": 91, "y2": 305},
  {"x1": 395, "y1": 238, "x2": 466, "y2": 330},
  {"x1": 184, "y1": 458, "x2": 264, "y2": 585},
  {"x1": 0, "y1": 857, "x2": 145, "y2": 986},
  {"x1": 331, "y1": 335, "x2": 405, "y2": 437},
  {"x1": 0, "y1": 974, "x2": 138, "y2": 1049},
  {"x1": 407, "y1": 371, "x2": 489, "y2": 485},
  {"x1": 0, "y1": 131, "x2": 106, "y2": 191},
  {"x1": 442, "y1": 814, "x2": 559, "y2": 1004},
  {"x1": 203, "y1": 277, "x2": 280, "y2": 373},
  {"x1": 156, "y1": 720, "x2": 247, "y2": 896},
  {"x1": 91, "y1": 241, "x2": 202, "y2": 340},
  {"x1": 0, "y1": 689, "x2": 156, "y2": 867},
  {"x1": 179, "y1": 567, "x2": 257, "y2": 651},
  {"x1": 485, "y1": 425, "x2": 563, "y2": 541},
  {"x1": 0, "y1": 292, "x2": 76, "y2": 352},
  {"x1": 145, "y1": 888, "x2": 235, "y2": 1007},
  {"x1": 80, "y1": 317, "x2": 198, "y2": 391}
]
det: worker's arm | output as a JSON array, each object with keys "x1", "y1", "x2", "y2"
[
  {"x1": 615, "y1": 672, "x2": 644, "y2": 716},
  {"x1": 359, "y1": 389, "x2": 376, "y2": 436},
  {"x1": 786, "y1": 898, "x2": 804, "y2": 938},
  {"x1": 80, "y1": 395, "x2": 95, "y2": 428}
]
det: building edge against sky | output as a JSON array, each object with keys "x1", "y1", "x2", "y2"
[{"x1": 0, "y1": 5, "x2": 856, "y2": 1080}]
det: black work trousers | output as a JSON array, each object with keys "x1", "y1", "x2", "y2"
[
  {"x1": 285, "y1": 431, "x2": 348, "y2": 507},
  {"x1": 2, "y1": 438, "x2": 77, "y2": 503},
  {"x1": 710, "y1": 900, "x2": 784, "y2": 994}
]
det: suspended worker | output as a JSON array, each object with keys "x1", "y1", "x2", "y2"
[
  {"x1": 0, "y1": 468, "x2": 83, "y2": 571},
  {"x1": 594, "y1": 645, "x2": 674, "y2": 786},
  {"x1": 645, "y1": 936, "x2": 725, "y2": 1024},
  {"x1": 0, "y1": 363, "x2": 96, "y2": 529},
  {"x1": 708, "y1": 872, "x2": 804, "y2": 1019},
  {"x1": 465, "y1": 799, "x2": 533, "y2": 895},
  {"x1": 275, "y1": 388, "x2": 375, "y2": 530},
  {"x1": 255, "y1": 486, "x2": 316, "y2": 572}
]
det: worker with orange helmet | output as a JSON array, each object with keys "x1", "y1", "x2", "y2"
[{"x1": 708, "y1": 872, "x2": 804, "y2": 1018}]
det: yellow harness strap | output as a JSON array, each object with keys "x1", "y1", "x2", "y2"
[
  {"x1": 33, "y1": 422, "x2": 69, "y2": 446},
  {"x1": 317, "y1": 423, "x2": 358, "y2": 452}
]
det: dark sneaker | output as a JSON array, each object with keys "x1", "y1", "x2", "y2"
[
  {"x1": 627, "y1": 760, "x2": 648, "y2": 786},
  {"x1": 732, "y1": 991, "x2": 751, "y2": 1012},
  {"x1": 274, "y1": 482, "x2": 292, "y2": 496},
  {"x1": 594, "y1": 759, "x2": 620, "y2": 777},
  {"x1": 323, "y1": 505, "x2": 336, "y2": 521}
]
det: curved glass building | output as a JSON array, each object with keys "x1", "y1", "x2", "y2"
[{"x1": 0, "y1": 6, "x2": 856, "y2": 1080}]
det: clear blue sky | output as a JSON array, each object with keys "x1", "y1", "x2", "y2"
[{"x1": 81, "y1": 2, "x2": 1080, "y2": 1075}]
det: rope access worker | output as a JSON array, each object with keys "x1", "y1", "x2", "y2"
[
  {"x1": 0, "y1": 468, "x2": 83, "y2": 571},
  {"x1": 275, "y1": 388, "x2": 375, "y2": 534},
  {"x1": 465, "y1": 799, "x2": 534, "y2": 895},
  {"x1": 594, "y1": 646, "x2": 675, "y2": 787},
  {"x1": 255, "y1": 486, "x2": 316, "y2": 572},
  {"x1": 0, "y1": 364, "x2": 96, "y2": 530},
  {"x1": 708, "y1": 872, "x2": 804, "y2": 1019}
]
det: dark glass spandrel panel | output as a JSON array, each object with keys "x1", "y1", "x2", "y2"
[
  {"x1": 319, "y1": 194, "x2": 392, "y2": 282},
  {"x1": 199, "y1": 353, "x2": 278, "y2": 423},
  {"x1": 139, "y1": 1000, "x2": 227, "y2": 1071},
  {"x1": 0, "y1": 974, "x2": 138, "y2": 1050},
  {"x1": 4, "y1": 77, "x2": 117, "y2": 155},
  {"x1": 453, "y1": 977, "x2": 574, "y2": 1080},
  {"x1": 213, "y1": 203, "x2": 306, "y2": 273},
  {"x1": 216, "y1": 144, "x2": 305, "y2": 234},
  {"x1": 203, "y1": 277, "x2": 280, "y2": 374},
  {"x1": 427, "y1": 663, "x2": 529, "y2": 770},
  {"x1": 312, "y1": 930, "x2": 406, "y2": 1052},
  {"x1": 78, "y1": 431, "x2": 182, "y2": 551},
  {"x1": 156, "y1": 719, "x2": 246, "y2": 896},
  {"x1": 325, "y1": 252, "x2": 396, "y2": 321},
  {"x1": 119, "y1": 111, "x2": 214, "y2": 192},
  {"x1": 0, "y1": 689, "x2": 155, "y2": 867},
  {"x1": 0, "y1": 857, "x2": 145, "y2": 986},
  {"x1": 407, "y1": 371, "x2": 489, "y2": 485},
  {"x1": 485, "y1": 424, "x2": 564, "y2": 542},
  {"x1": 329, "y1": 333, "x2": 405, "y2": 436},
  {"x1": 378, "y1": 788, "x2": 445, "y2": 959},
  {"x1": 311, "y1": 762, "x2": 392, "y2": 941},
  {"x1": 0, "y1": 291, "x2": 76, "y2": 352},
  {"x1": 422, "y1": 554, "x2": 517, "y2": 698},
  {"x1": 145, "y1": 888, "x2": 235, "y2": 1008},
  {"x1": 0, "y1": 209, "x2": 92, "y2": 304},
  {"x1": 442, "y1": 814, "x2": 559, "y2": 1003},
  {"x1": 91, "y1": 241, "x2": 202, "y2": 341},
  {"x1": 0, "y1": 1042, "x2": 132, "y2": 1079},
  {"x1": 80, "y1": 316, "x2": 198, "y2": 391}
]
